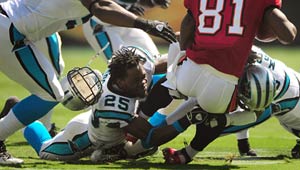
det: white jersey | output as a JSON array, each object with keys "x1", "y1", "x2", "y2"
[
  {"x1": 223, "y1": 46, "x2": 300, "y2": 136},
  {"x1": 1, "y1": 0, "x2": 90, "y2": 41},
  {"x1": 165, "y1": 46, "x2": 300, "y2": 139},
  {"x1": 253, "y1": 46, "x2": 300, "y2": 103},
  {"x1": 253, "y1": 46, "x2": 300, "y2": 137},
  {"x1": 88, "y1": 73, "x2": 139, "y2": 149},
  {"x1": 88, "y1": 57, "x2": 155, "y2": 148},
  {"x1": 35, "y1": 59, "x2": 155, "y2": 160}
]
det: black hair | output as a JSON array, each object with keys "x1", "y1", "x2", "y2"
[{"x1": 108, "y1": 47, "x2": 141, "y2": 82}]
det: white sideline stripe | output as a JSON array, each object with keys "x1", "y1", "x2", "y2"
[{"x1": 232, "y1": 160, "x2": 286, "y2": 165}]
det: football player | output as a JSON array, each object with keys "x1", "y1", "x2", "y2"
[
  {"x1": 82, "y1": 0, "x2": 171, "y2": 61},
  {"x1": 22, "y1": 46, "x2": 165, "y2": 162},
  {"x1": 160, "y1": 0, "x2": 296, "y2": 164},
  {"x1": 0, "y1": 0, "x2": 176, "y2": 164},
  {"x1": 162, "y1": 45, "x2": 300, "y2": 163}
]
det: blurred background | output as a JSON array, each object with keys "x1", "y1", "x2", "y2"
[{"x1": 60, "y1": 0, "x2": 300, "y2": 47}]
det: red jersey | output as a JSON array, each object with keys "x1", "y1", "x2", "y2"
[{"x1": 184, "y1": 0, "x2": 281, "y2": 77}]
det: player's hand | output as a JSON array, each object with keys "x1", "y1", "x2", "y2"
[
  {"x1": 247, "y1": 50, "x2": 262, "y2": 64},
  {"x1": 128, "y1": 4, "x2": 145, "y2": 16},
  {"x1": 134, "y1": 18, "x2": 177, "y2": 43},
  {"x1": 152, "y1": 0, "x2": 171, "y2": 9}
]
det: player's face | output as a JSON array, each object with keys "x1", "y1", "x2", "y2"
[{"x1": 121, "y1": 63, "x2": 148, "y2": 98}]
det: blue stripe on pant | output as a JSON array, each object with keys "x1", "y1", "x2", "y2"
[
  {"x1": 90, "y1": 19, "x2": 113, "y2": 60},
  {"x1": 46, "y1": 33, "x2": 61, "y2": 75},
  {"x1": 42, "y1": 132, "x2": 92, "y2": 156},
  {"x1": 10, "y1": 25, "x2": 56, "y2": 99}
]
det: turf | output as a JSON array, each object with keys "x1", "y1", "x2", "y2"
[{"x1": 0, "y1": 45, "x2": 300, "y2": 169}]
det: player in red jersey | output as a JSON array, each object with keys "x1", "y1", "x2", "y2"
[{"x1": 162, "y1": 0, "x2": 297, "y2": 164}]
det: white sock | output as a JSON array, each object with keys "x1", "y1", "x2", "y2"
[
  {"x1": 225, "y1": 110, "x2": 257, "y2": 126},
  {"x1": 124, "y1": 140, "x2": 148, "y2": 156},
  {"x1": 236, "y1": 129, "x2": 249, "y2": 140},
  {"x1": 185, "y1": 145, "x2": 198, "y2": 160},
  {"x1": 0, "y1": 109, "x2": 24, "y2": 140}
]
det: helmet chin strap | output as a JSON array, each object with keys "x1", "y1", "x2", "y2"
[{"x1": 86, "y1": 42, "x2": 110, "y2": 67}]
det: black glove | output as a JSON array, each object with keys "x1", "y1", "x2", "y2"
[
  {"x1": 152, "y1": 0, "x2": 171, "y2": 9},
  {"x1": 134, "y1": 18, "x2": 177, "y2": 43},
  {"x1": 128, "y1": 4, "x2": 145, "y2": 16}
]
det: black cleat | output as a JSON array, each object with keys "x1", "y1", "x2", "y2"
[
  {"x1": 291, "y1": 139, "x2": 300, "y2": 158},
  {"x1": 238, "y1": 138, "x2": 257, "y2": 156}
]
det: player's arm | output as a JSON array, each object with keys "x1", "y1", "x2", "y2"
[
  {"x1": 179, "y1": 11, "x2": 195, "y2": 50},
  {"x1": 259, "y1": 7, "x2": 297, "y2": 45},
  {"x1": 122, "y1": 116, "x2": 152, "y2": 139},
  {"x1": 81, "y1": 0, "x2": 176, "y2": 43},
  {"x1": 139, "y1": 0, "x2": 171, "y2": 9},
  {"x1": 81, "y1": 0, "x2": 137, "y2": 27},
  {"x1": 153, "y1": 55, "x2": 167, "y2": 74},
  {"x1": 123, "y1": 116, "x2": 179, "y2": 146}
]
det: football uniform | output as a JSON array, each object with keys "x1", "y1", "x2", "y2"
[
  {"x1": 169, "y1": 0, "x2": 281, "y2": 113},
  {"x1": 24, "y1": 54, "x2": 155, "y2": 161},
  {"x1": 0, "y1": 0, "x2": 91, "y2": 101},
  {"x1": 165, "y1": 45, "x2": 300, "y2": 138},
  {"x1": 82, "y1": 0, "x2": 160, "y2": 62},
  {"x1": 223, "y1": 46, "x2": 300, "y2": 137}
]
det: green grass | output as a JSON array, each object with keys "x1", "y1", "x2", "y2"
[{"x1": 1, "y1": 45, "x2": 300, "y2": 169}]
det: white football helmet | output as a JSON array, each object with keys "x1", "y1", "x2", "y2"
[
  {"x1": 61, "y1": 67, "x2": 103, "y2": 111},
  {"x1": 238, "y1": 64, "x2": 276, "y2": 111}
]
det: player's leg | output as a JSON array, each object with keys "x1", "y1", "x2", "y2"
[
  {"x1": 0, "y1": 96, "x2": 19, "y2": 119},
  {"x1": 38, "y1": 110, "x2": 58, "y2": 137},
  {"x1": 175, "y1": 58, "x2": 237, "y2": 113},
  {"x1": 0, "y1": 98, "x2": 23, "y2": 164},
  {"x1": 0, "y1": 21, "x2": 64, "y2": 163},
  {"x1": 82, "y1": 17, "x2": 122, "y2": 62},
  {"x1": 236, "y1": 129, "x2": 257, "y2": 156},
  {"x1": 24, "y1": 111, "x2": 94, "y2": 161},
  {"x1": 35, "y1": 32, "x2": 63, "y2": 137}
]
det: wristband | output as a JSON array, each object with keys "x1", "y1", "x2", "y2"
[
  {"x1": 133, "y1": 17, "x2": 150, "y2": 31},
  {"x1": 88, "y1": 0, "x2": 99, "y2": 13}
]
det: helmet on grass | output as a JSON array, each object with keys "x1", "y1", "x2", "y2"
[{"x1": 61, "y1": 67, "x2": 103, "y2": 111}]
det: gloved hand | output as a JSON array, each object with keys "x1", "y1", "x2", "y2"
[
  {"x1": 128, "y1": 4, "x2": 145, "y2": 16},
  {"x1": 151, "y1": 0, "x2": 171, "y2": 9},
  {"x1": 134, "y1": 18, "x2": 177, "y2": 43}
]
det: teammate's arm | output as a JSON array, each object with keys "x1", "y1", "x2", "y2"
[
  {"x1": 139, "y1": 0, "x2": 171, "y2": 9},
  {"x1": 81, "y1": 0, "x2": 177, "y2": 43},
  {"x1": 179, "y1": 11, "x2": 195, "y2": 50},
  {"x1": 262, "y1": 7, "x2": 297, "y2": 45},
  {"x1": 123, "y1": 116, "x2": 181, "y2": 147},
  {"x1": 153, "y1": 56, "x2": 167, "y2": 74},
  {"x1": 122, "y1": 117, "x2": 152, "y2": 139},
  {"x1": 81, "y1": 0, "x2": 137, "y2": 27}
]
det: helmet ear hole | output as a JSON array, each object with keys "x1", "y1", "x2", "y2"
[
  {"x1": 238, "y1": 64, "x2": 276, "y2": 111},
  {"x1": 61, "y1": 67, "x2": 103, "y2": 111}
]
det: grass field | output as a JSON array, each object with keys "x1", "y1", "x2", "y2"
[{"x1": 1, "y1": 45, "x2": 300, "y2": 169}]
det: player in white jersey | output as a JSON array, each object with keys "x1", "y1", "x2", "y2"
[
  {"x1": 0, "y1": 0, "x2": 176, "y2": 164},
  {"x1": 161, "y1": 45, "x2": 300, "y2": 163},
  {"x1": 22, "y1": 46, "x2": 162, "y2": 161},
  {"x1": 82, "y1": 0, "x2": 171, "y2": 61}
]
